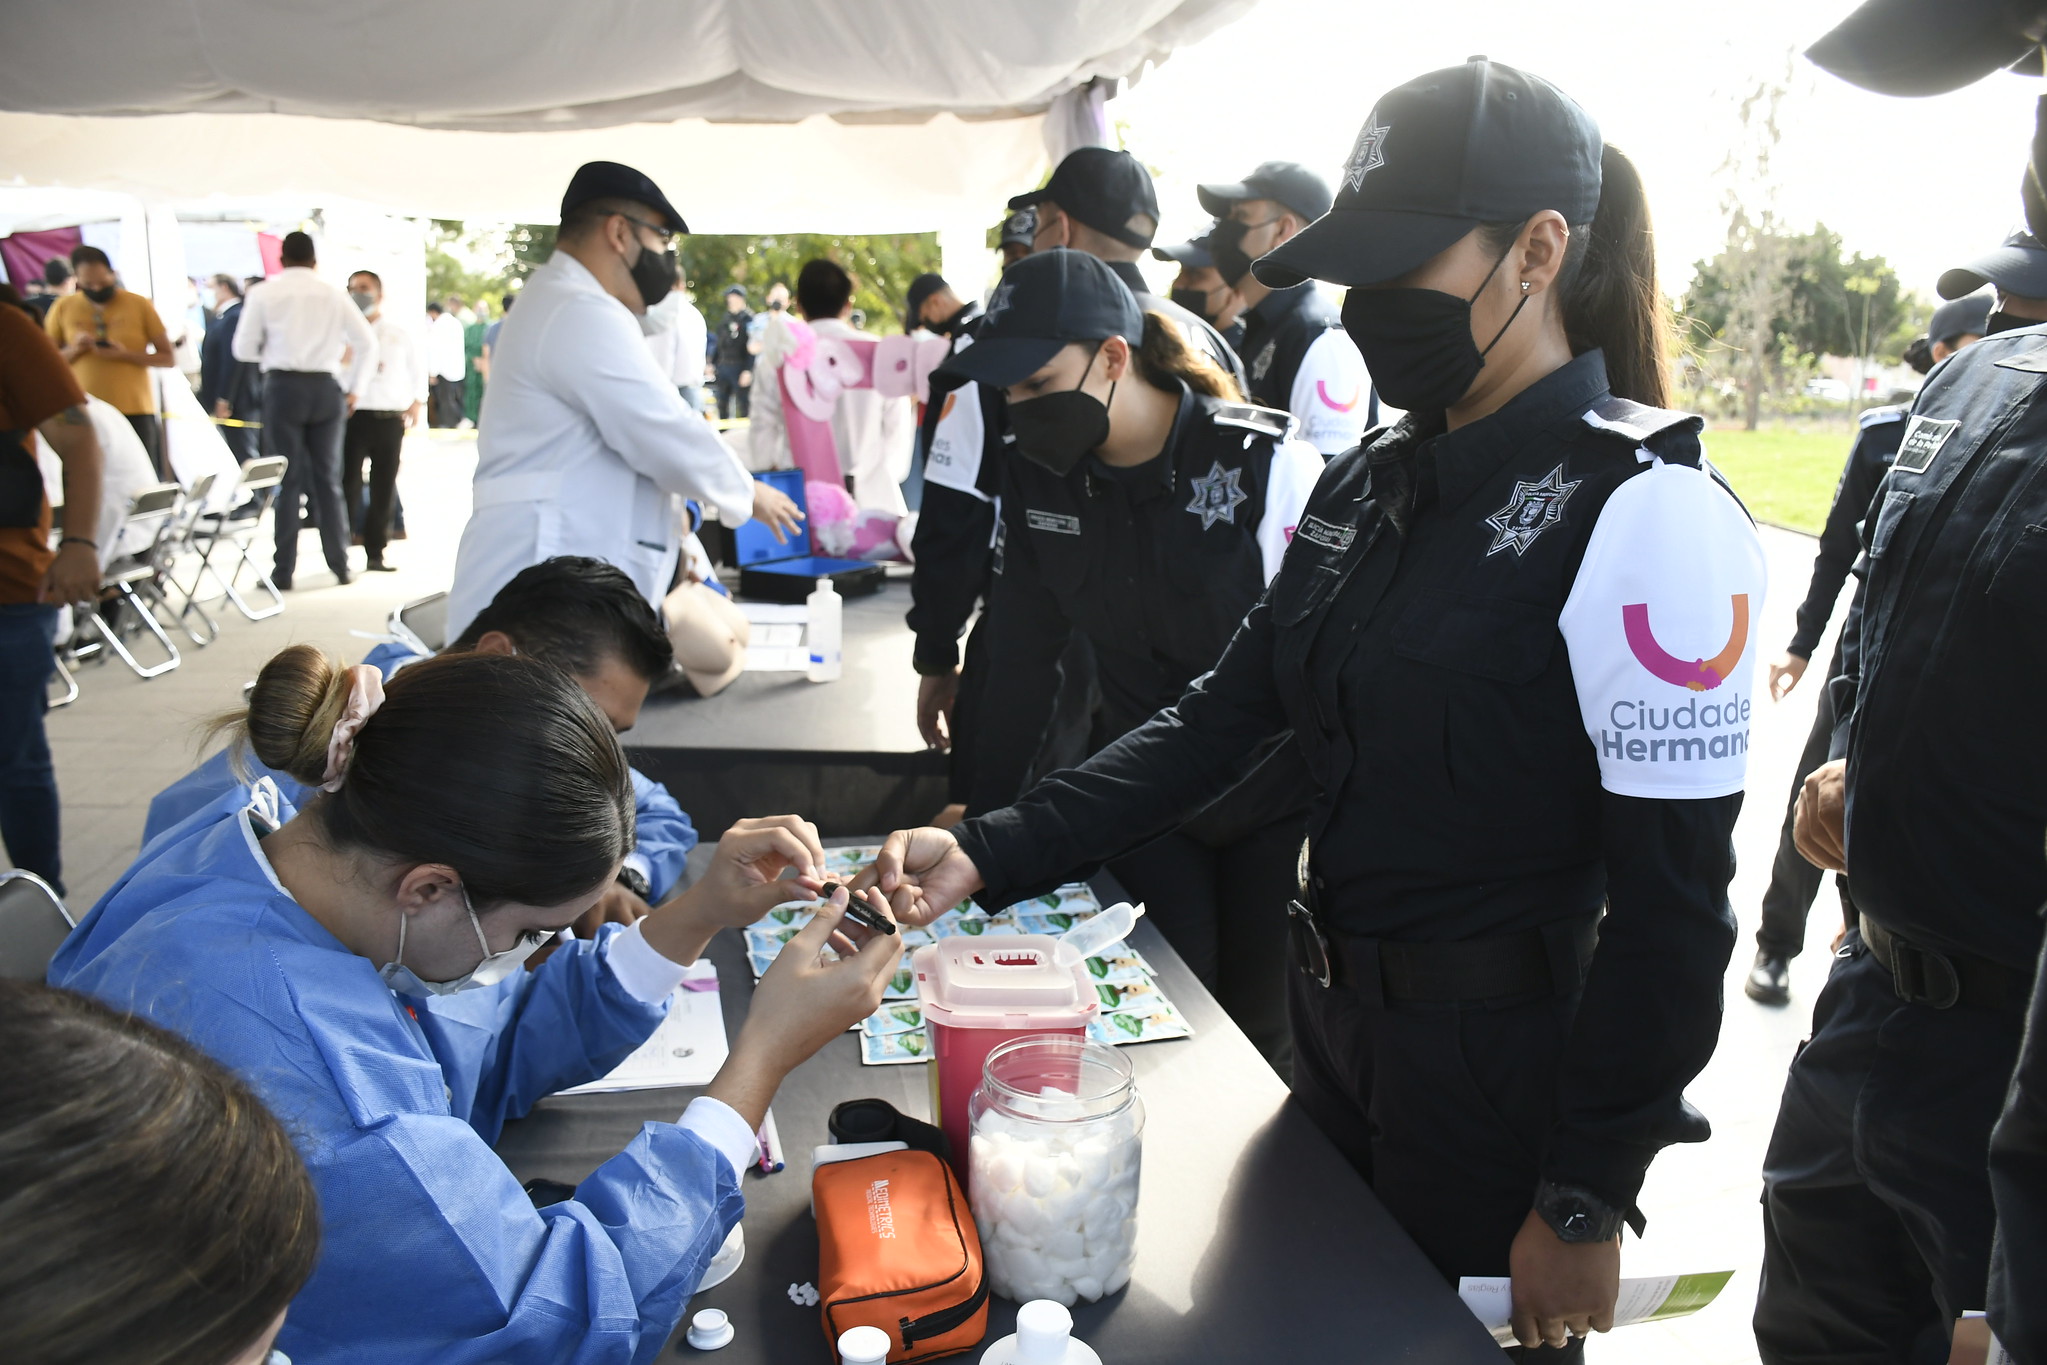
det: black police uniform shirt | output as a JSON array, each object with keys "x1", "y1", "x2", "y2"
[
  {"x1": 1784, "y1": 404, "x2": 1907, "y2": 661},
  {"x1": 1238, "y1": 281, "x2": 1375, "y2": 456},
  {"x1": 1101, "y1": 259, "x2": 1248, "y2": 393},
  {"x1": 907, "y1": 307, "x2": 1007, "y2": 674},
  {"x1": 967, "y1": 385, "x2": 1321, "y2": 814},
  {"x1": 1831, "y1": 326, "x2": 2047, "y2": 971},
  {"x1": 957, "y1": 351, "x2": 1766, "y2": 1208},
  {"x1": 713, "y1": 310, "x2": 752, "y2": 370}
]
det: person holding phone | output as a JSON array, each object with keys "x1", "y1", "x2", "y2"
[{"x1": 42, "y1": 244, "x2": 176, "y2": 479}]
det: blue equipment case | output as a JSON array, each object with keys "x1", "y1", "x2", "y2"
[{"x1": 733, "y1": 469, "x2": 887, "y2": 603}]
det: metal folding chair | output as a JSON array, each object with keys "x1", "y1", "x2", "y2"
[
  {"x1": 47, "y1": 650, "x2": 79, "y2": 708},
  {"x1": 87, "y1": 483, "x2": 184, "y2": 679},
  {"x1": 189, "y1": 456, "x2": 289, "y2": 622},
  {"x1": 390, "y1": 590, "x2": 449, "y2": 655},
  {"x1": 160, "y1": 471, "x2": 221, "y2": 645},
  {"x1": 0, "y1": 869, "x2": 75, "y2": 981}
]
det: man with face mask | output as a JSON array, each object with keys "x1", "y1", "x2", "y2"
[
  {"x1": 1152, "y1": 227, "x2": 1246, "y2": 352},
  {"x1": 44, "y1": 245, "x2": 178, "y2": 480},
  {"x1": 447, "y1": 161, "x2": 801, "y2": 638},
  {"x1": 1760, "y1": 9, "x2": 2047, "y2": 1361},
  {"x1": 1008, "y1": 147, "x2": 1246, "y2": 392},
  {"x1": 1198, "y1": 162, "x2": 1376, "y2": 455}
]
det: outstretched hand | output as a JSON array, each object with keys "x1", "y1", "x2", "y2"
[
  {"x1": 640, "y1": 815, "x2": 826, "y2": 965},
  {"x1": 849, "y1": 826, "x2": 985, "y2": 926}
]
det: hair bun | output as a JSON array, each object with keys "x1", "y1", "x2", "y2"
[{"x1": 241, "y1": 645, "x2": 354, "y2": 788}]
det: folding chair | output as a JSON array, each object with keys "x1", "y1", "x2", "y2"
[
  {"x1": 159, "y1": 471, "x2": 221, "y2": 645},
  {"x1": 47, "y1": 650, "x2": 78, "y2": 709},
  {"x1": 189, "y1": 456, "x2": 289, "y2": 622},
  {"x1": 0, "y1": 869, "x2": 75, "y2": 981},
  {"x1": 88, "y1": 483, "x2": 184, "y2": 679},
  {"x1": 390, "y1": 590, "x2": 449, "y2": 656}
]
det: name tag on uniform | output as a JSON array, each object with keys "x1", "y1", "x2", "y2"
[
  {"x1": 1892, "y1": 416, "x2": 1960, "y2": 474},
  {"x1": 1026, "y1": 510, "x2": 1081, "y2": 535},
  {"x1": 1296, "y1": 515, "x2": 1356, "y2": 552}
]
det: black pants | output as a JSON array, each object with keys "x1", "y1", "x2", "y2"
[
  {"x1": 1758, "y1": 648, "x2": 1851, "y2": 959},
  {"x1": 429, "y1": 377, "x2": 465, "y2": 428},
  {"x1": 713, "y1": 364, "x2": 751, "y2": 420},
  {"x1": 343, "y1": 410, "x2": 404, "y2": 561},
  {"x1": 1110, "y1": 814, "x2": 1302, "y2": 1079},
  {"x1": 1289, "y1": 937, "x2": 1584, "y2": 1360},
  {"x1": 1756, "y1": 938, "x2": 2022, "y2": 1364},
  {"x1": 123, "y1": 411, "x2": 165, "y2": 481},
  {"x1": 265, "y1": 371, "x2": 350, "y2": 581}
]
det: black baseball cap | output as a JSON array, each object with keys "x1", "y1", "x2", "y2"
[
  {"x1": 905, "y1": 272, "x2": 950, "y2": 329},
  {"x1": 999, "y1": 207, "x2": 1038, "y2": 248},
  {"x1": 1009, "y1": 147, "x2": 1160, "y2": 249},
  {"x1": 935, "y1": 249, "x2": 1143, "y2": 388},
  {"x1": 1153, "y1": 227, "x2": 1218, "y2": 269},
  {"x1": 723, "y1": 284, "x2": 747, "y2": 297},
  {"x1": 560, "y1": 160, "x2": 689, "y2": 234},
  {"x1": 1197, "y1": 161, "x2": 1334, "y2": 223},
  {"x1": 1255, "y1": 57, "x2": 1602, "y2": 289},
  {"x1": 1938, "y1": 231, "x2": 2047, "y2": 299},
  {"x1": 1928, "y1": 291, "x2": 1995, "y2": 343},
  {"x1": 1807, "y1": 0, "x2": 2046, "y2": 97}
]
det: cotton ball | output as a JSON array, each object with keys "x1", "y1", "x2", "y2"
[
  {"x1": 1022, "y1": 1153, "x2": 1062, "y2": 1200},
  {"x1": 1072, "y1": 1136, "x2": 1113, "y2": 1191},
  {"x1": 1042, "y1": 1279, "x2": 1079, "y2": 1308},
  {"x1": 986, "y1": 1146, "x2": 1027, "y2": 1195},
  {"x1": 1042, "y1": 1227, "x2": 1086, "y2": 1261},
  {"x1": 1008, "y1": 1246, "x2": 1052, "y2": 1287},
  {"x1": 1004, "y1": 1192, "x2": 1050, "y2": 1240},
  {"x1": 1038, "y1": 1085, "x2": 1074, "y2": 1102},
  {"x1": 1083, "y1": 1245, "x2": 1121, "y2": 1283},
  {"x1": 1081, "y1": 1194, "x2": 1123, "y2": 1238},
  {"x1": 1072, "y1": 1274, "x2": 1104, "y2": 1303}
]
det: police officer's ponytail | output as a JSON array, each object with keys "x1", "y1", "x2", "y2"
[
  {"x1": 1131, "y1": 312, "x2": 1242, "y2": 402},
  {"x1": 1559, "y1": 145, "x2": 1667, "y2": 408},
  {"x1": 216, "y1": 644, "x2": 635, "y2": 909},
  {"x1": 1477, "y1": 144, "x2": 1667, "y2": 408}
]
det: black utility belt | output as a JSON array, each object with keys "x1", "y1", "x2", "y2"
[
  {"x1": 1288, "y1": 897, "x2": 1600, "y2": 1005},
  {"x1": 1858, "y1": 913, "x2": 2028, "y2": 1013}
]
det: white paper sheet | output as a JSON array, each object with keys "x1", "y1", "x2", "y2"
[
  {"x1": 1457, "y1": 1271, "x2": 1733, "y2": 1345},
  {"x1": 740, "y1": 603, "x2": 810, "y2": 624},
  {"x1": 559, "y1": 959, "x2": 727, "y2": 1093},
  {"x1": 745, "y1": 645, "x2": 810, "y2": 672}
]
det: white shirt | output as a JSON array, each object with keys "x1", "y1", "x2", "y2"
[
  {"x1": 232, "y1": 266, "x2": 378, "y2": 397},
  {"x1": 427, "y1": 312, "x2": 468, "y2": 381},
  {"x1": 446, "y1": 251, "x2": 756, "y2": 637},
  {"x1": 1286, "y1": 330, "x2": 1373, "y2": 455},
  {"x1": 644, "y1": 293, "x2": 710, "y2": 391},
  {"x1": 358, "y1": 312, "x2": 430, "y2": 413}
]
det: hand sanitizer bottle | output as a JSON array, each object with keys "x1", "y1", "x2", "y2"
[
  {"x1": 980, "y1": 1300, "x2": 1103, "y2": 1365},
  {"x1": 807, "y1": 576, "x2": 842, "y2": 682}
]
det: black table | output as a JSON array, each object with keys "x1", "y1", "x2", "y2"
[{"x1": 496, "y1": 846, "x2": 1502, "y2": 1363}]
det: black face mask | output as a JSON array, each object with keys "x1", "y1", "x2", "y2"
[
  {"x1": 1339, "y1": 244, "x2": 1529, "y2": 413},
  {"x1": 628, "y1": 239, "x2": 676, "y2": 312},
  {"x1": 82, "y1": 284, "x2": 116, "y2": 305},
  {"x1": 1170, "y1": 286, "x2": 1216, "y2": 323},
  {"x1": 1007, "y1": 346, "x2": 1114, "y2": 477},
  {"x1": 1208, "y1": 217, "x2": 1259, "y2": 289},
  {"x1": 768, "y1": 299, "x2": 785, "y2": 311}
]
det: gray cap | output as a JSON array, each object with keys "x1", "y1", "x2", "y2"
[
  {"x1": 1928, "y1": 291, "x2": 1993, "y2": 343},
  {"x1": 1937, "y1": 232, "x2": 2047, "y2": 300}
]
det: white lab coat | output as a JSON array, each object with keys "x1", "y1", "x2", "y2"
[{"x1": 447, "y1": 252, "x2": 755, "y2": 637}]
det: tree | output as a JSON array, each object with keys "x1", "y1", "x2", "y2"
[{"x1": 1707, "y1": 67, "x2": 1793, "y2": 431}]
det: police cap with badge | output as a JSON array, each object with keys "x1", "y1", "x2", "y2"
[
  {"x1": 935, "y1": 248, "x2": 1143, "y2": 391},
  {"x1": 1009, "y1": 147, "x2": 1160, "y2": 249},
  {"x1": 1197, "y1": 161, "x2": 1335, "y2": 287}
]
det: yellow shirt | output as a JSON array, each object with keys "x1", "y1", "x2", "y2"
[{"x1": 44, "y1": 289, "x2": 168, "y2": 416}]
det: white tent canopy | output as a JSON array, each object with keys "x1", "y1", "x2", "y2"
[{"x1": 0, "y1": 0, "x2": 1249, "y2": 254}]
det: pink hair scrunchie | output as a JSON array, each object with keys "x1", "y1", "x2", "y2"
[{"x1": 320, "y1": 665, "x2": 387, "y2": 793}]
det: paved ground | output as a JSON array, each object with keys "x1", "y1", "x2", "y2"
[{"x1": 25, "y1": 432, "x2": 1847, "y2": 1364}]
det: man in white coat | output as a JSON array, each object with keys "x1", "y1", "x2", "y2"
[{"x1": 447, "y1": 161, "x2": 801, "y2": 638}]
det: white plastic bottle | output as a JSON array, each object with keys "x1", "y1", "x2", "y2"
[
  {"x1": 979, "y1": 1300, "x2": 1104, "y2": 1365},
  {"x1": 807, "y1": 576, "x2": 843, "y2": 683},
  {"x1": 838, "y1": 1324, "x2": 892, "y2": 1365}
]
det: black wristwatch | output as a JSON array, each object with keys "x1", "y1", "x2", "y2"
[
  {"x1": 615, "y1": 865, "x2": 652, "y2": 902},
  {"x1": 1533, "y1": 1181, "x2": 1627, "y2": 1244}
]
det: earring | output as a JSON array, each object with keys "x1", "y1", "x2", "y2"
[{"x1": 1521, "y1": 281, "x2": 1532, "y2": 294}]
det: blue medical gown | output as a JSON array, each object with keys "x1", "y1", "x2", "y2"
[
  {"x1": 51, "y1": 787, "x2": 741, "y2": 1365},
  {"x1": 140, "y1": 644, "x2": 697, "y2": 898}
]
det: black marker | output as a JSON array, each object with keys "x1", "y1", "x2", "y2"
[{"x1": 820, "y1": 882, "x2": 897, "y2": 936}]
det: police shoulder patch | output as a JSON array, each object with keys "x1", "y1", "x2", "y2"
[
  {"x1": 1484, "y1": 464, "x2": 1580, "y2": 557},
  {"x1": 1892, "y1": 415, "x2": 1960, "y2": 474}
]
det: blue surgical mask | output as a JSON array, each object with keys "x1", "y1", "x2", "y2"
[{"x1": 378, "y1": 884, "x2": 549, "y2": 997}]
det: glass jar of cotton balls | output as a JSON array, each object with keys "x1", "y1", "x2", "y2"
[{"x1": 967, "y1": 1034, "x2": 1144, "y2": 1307}]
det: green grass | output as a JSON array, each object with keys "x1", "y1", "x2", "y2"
[{"x1": 1702, "y1": 426, "x2": 1855, "y2": 536}]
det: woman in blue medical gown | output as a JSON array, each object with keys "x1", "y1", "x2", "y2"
[{"x1": 52, "y1": 644, "x2": 899, "y2": 1365}]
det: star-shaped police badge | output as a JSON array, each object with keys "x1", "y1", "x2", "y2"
[
  {"x1": 1483, "y1": 464, "x2": 1579, "y2": 557},
  {"x1": 1186, "y1": 461, "x2": 1249, "y2": 530},
  {"x1": 1344, "y1": 119, "x2": 1390, "y2": 191}
]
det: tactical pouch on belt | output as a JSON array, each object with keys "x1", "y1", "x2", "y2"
[{"x1": 0, "y1": 430, "x2": 44, "y2": 529}]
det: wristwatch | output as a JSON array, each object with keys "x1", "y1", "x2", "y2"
[
  {"x1": 1533, "y1": 1181, "x2": 1627, "y2": 1244},
  {"x1": 615, "y1": 865, "x2": 652, "y2": 903}
]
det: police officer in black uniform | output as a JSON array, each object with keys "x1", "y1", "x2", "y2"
[
  {"x1": 1152, "y1": 225, "x2": 1246, "y2": 352},
  {"x1": 937, "y1": 247, "x2": 1322, "y2": 1067},
  {"x1": 1010, "y1": 147, "x2": 1247, "y2": 391},
  {"x1": 1745, "y1": 286, "x2": 1994, "y2": 1007},
  {"x1": 1755, "y1": 8, "x2": 2047, "y2": 1358},
  {"x1": 997, "y1": 206, "x2": 1036, "y2": 272},
  {"x1": 862, "y1": 61, "x2": 1765, "y2": 1357},
  {"x1": 1199, "y1": 161, "x2": 1379, "y2": 453}
]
